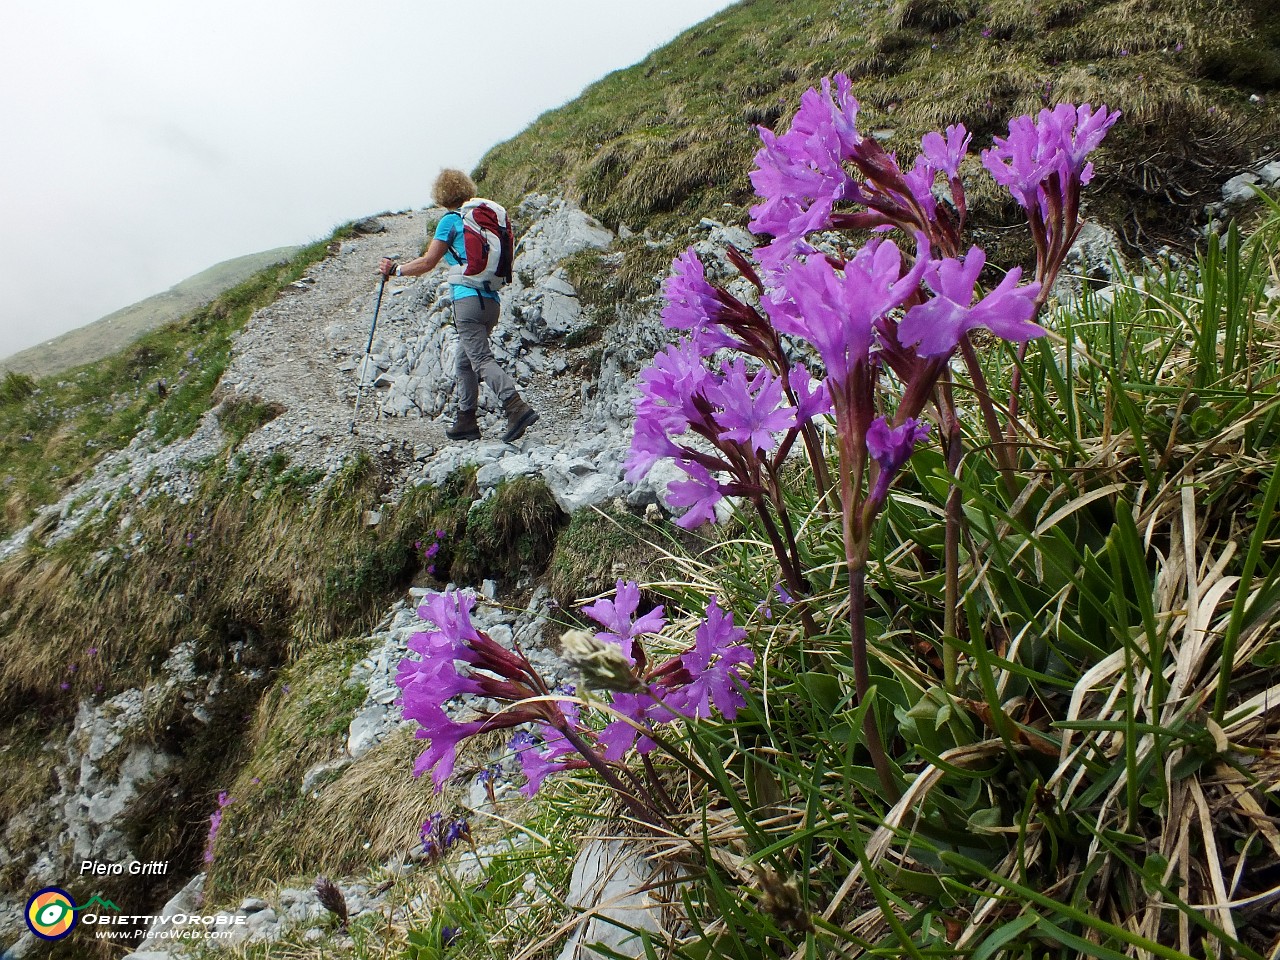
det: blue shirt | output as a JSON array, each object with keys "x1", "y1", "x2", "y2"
[{"x1": 435, "y1": 211, "x2": 499, "y2": 302}]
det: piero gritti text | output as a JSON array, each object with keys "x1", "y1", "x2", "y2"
[{"x1": 80, "y1": 859, "x2": 170, "y2": 876}]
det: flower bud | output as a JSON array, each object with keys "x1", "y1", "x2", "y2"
[{"x1": 560, "y1": 629, "x2": 643, "y2": 693}]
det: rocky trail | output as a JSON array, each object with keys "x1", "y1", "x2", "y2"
[
  {"x1": 218, "y1": 199, "x2": 621, "y2": 504},
  {"x1": 227, "y1": 207, "x2": 585, "y2": 462},
  {"x1": 0, "y1": 194, "x2": 691, "y2": 566}
]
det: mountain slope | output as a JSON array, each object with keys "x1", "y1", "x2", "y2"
[{"x1": 0, "y1": 246, "x2": 300, "y2": 379}]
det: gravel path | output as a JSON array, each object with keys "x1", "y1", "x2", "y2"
[{"x1": 224, "y1": 209, "x2": 590, "y2": 470}]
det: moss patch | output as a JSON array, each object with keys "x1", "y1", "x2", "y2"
[
  {"x1": 449, "y1": 476, "x2": 566, "y2": 586},
  {"x1": 545, "y1": 504, "x2": 659, "y2": 610}
]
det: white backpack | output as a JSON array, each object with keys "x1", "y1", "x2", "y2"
[{"x1": 448, "y1": 198, "x2": 515, "y2": 293}]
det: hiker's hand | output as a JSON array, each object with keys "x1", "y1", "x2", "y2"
[{"x1": 378, "y1": 257, "x2": 398, "y2": 278}]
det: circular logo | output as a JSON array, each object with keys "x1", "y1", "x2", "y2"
[{"x1": 25, "y1": 887, "x2": 78, "y2": 941}]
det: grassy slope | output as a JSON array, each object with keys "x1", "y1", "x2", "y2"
[
  {"x1": 477, "y1": 0, "x2": 1280, "y2": 252},
  {"x1": 0, "y1": 246, "x2": 301, "y2": 380}
]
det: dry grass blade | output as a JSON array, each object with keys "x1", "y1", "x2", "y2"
[{"x1": 1191, "y1": 779, "x2": 1239, "y2": 942}]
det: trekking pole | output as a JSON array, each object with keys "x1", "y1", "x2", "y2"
[{"x1": 349, "y1": 272, "x2": 388, "y2": 434}]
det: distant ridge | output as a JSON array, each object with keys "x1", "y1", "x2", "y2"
[{"x1": 0, "y1": 246, "x2": 301, "y2": 380}]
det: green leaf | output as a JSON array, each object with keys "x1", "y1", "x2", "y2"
[
  {"x1": 799, "y1": 671, "x2": 844, "y2": 714},
  {"x1": 971, "y1": 912, "x2": 1039, "y2": 960}
]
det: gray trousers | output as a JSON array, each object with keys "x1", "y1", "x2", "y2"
[{"x1": 454, "y1": 295, "x2": 517, "y2": 411}]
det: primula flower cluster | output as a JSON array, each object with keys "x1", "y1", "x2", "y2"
[
  {"x1": 415, "y1": 529, "x2": 448, "y2": 576},
  {"x1": 750, "y1": 74, "x2": 971, "y2": 258},
  {"x1": 395, "y1": 590, "x2": 577, "y2": 791},
  {"x1": 626, "y1": 340, "x2": 829, "y2": 529},
  {"x1": 629, "y1": 73, "x2": 1115, "y2": 532},
  {"x1": 590, "y1": 594, "x2": 755, "y2": 760},
  {"x1": 396, "y1": 582, "x2": 756, "y2": 798},
  {"x1": 982, "y1": 102, "x2": 1119, "y2": 282}
]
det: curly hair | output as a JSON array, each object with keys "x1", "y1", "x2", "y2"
[{"x1": 432, "y1": 169, "x2": 476, "y2": 210}]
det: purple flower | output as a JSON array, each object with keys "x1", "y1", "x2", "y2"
[
  {"x1": 982, "y1": 103, "x2": 1120, "y2": 213},
  {"x1": 624, "y1": 413, "x2": 683, "y2": 483},
  {"x1": 597, "y1": 691, "x2": 669, "y2": 760},
  {"x1": 420, "y1": 813, "x2": 443, "y2": 854},
  {"x1": 1049, "y1": 103, "x2": 1119, "y2": 185},
  {"x1": 667, "y1": 460, "x2": 726, "y2": 529},
  {"x1": 789, "y1": 363, "x2": 833, "y2": 421},
  {"x1": 444, "y1": 819, "x2": 471, "y2": 847},
  {"x1": 904, "y1": 155, "x2": 940, "y2": 222},
  {"x1": 421, "y1": 812, "x2": 470, "y2": 861},
  {"x1": 749, "y1": 74, "x2": 862, "y2": 246},
  {"x1": 417, "y1": 591, "x2": 483, "y2": 648},
  {"x1": 509, "y1": 698, "x2": 586, "y2": 795},
  {"x1": 866, "y1": 417, "x2": 932, "y2": 502},
  {"x1": 635, "y1": 339, "x2": 713, "y2": 435},
  {"x1": 763, "y1": 238, "x2": 928, "y2": 384},
  {"x1": 87, "y1": 647, "x2": 98, "y2": 657},
  {"x1": 708, "y1": 359, "x2": 796, "y2": 455},
  {"x1": 203, "y1": 791, "x2": 235, "y2": 864},
  {"x1": 59, "y1": 681, "x2": 70, "y2": 691},
  {"x1": 582, "y1": 579, "x2": 666, "y2": 663},
  {"x1": 665, "y1": 599, "x2": 754, "y2": 721},
  {"x1": 981, "y1": 114, "x2": 1054, "y2": 211},
  {"x1": 897, "y1": 247, "x2": 1043, "y2": 357},
  {"x1": 407, "y1": 705, "x2": 486, "y2": 790},
  {"x1": 513, "y1": 728, "x2": 575, "y2": 795},
  {"x1": 599, "y1": 598, "x2": 756, "y2": 758},
  {"x1": 920, "y1": 124, "x2": 971, "y2": 180},
  {"x1": 397, "y1": 588, "x2": 578, "y2": 792},
  {"x1": 396, "y1": 650, "x2": 482, "y2": 704},
  {"x1": 663, "y1": 249, "x2": 728, "y2": 341},
  {"x1": 509, "y1": 730, "x2": 536, "y2": 751}
]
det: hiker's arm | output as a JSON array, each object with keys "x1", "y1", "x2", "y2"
[{"x1": 379, "y1": 239, "x2": 449, "y2": 279}]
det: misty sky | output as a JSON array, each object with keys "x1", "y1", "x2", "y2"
[{"x1": 0, "y1": 0, "x2": 738, "y2": 361}]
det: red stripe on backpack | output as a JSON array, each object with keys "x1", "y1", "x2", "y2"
[{"x1": 450, "y1": 198, "x2": 515, "y2": 293}]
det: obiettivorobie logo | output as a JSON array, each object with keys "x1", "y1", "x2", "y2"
[
  {"x1": 24, "y1": 888, "x2": 120, "y2": 941},
  {"x1": 23, "y1": 882, "x2": 246, "y2": 946}
]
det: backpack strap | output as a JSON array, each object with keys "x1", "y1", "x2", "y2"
[{"x1": 442, "y1": 210, "x2": 466, "y2": 266}]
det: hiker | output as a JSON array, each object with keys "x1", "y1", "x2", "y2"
[{"x1": 378, "y1": 168, "x2": 539, "y2": 443}]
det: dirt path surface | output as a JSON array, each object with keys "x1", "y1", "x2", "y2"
[{"x1": 223, "y1": 209, "x2": 591, "y2": 469}]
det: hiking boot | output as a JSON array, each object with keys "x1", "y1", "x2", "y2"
[
  {"x1": 502, "y1": 394, "x2": 540, "y2": 443},
  {"x1": 445, "y1": 408, "x2": 481, "y2": 441}
]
